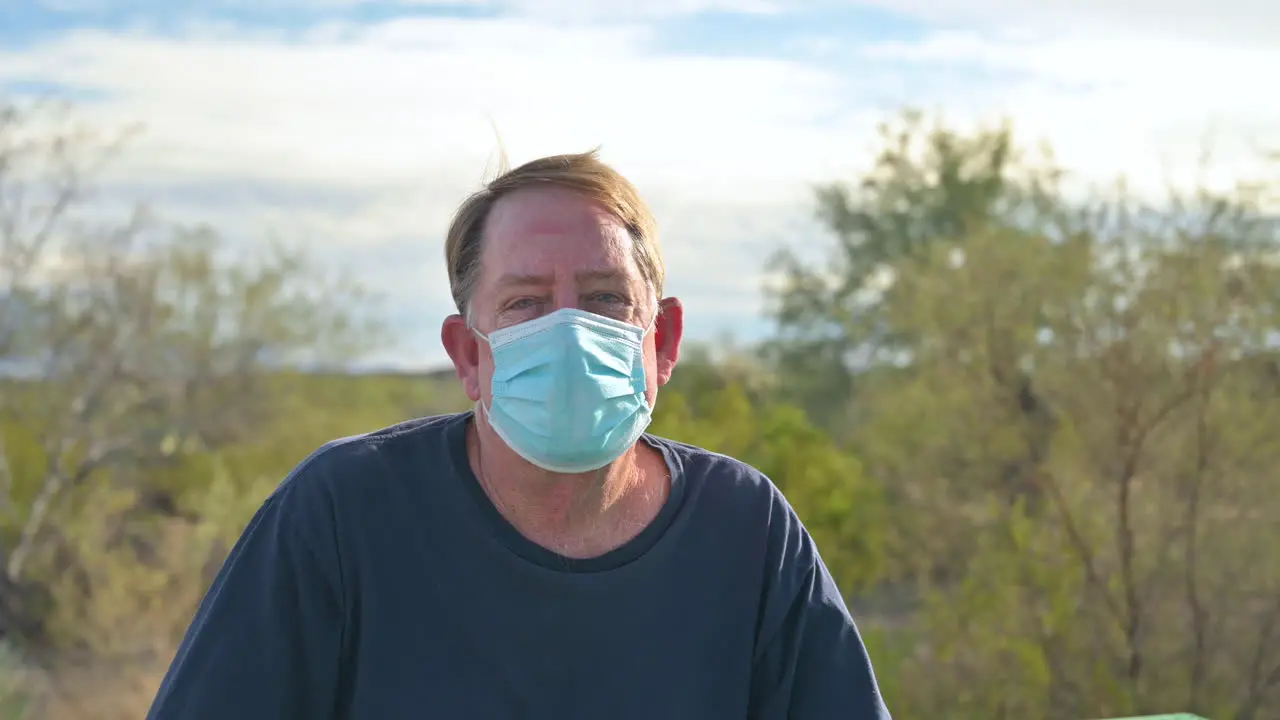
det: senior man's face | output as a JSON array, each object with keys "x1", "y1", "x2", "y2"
[{"x1": 442, "y1": 185, "x2": 683, "y2": 413}]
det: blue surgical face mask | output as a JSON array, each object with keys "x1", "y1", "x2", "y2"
[{"x1": 472, "y1": 307, "x2": 656, "y2": 474}]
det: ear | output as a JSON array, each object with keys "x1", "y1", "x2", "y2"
[
  {"x1": 441, "y1": 313, "x2": 483, "y2": 402},
  {"x1": 652, "y1": 297, "x2": 683, "y2": 386}
]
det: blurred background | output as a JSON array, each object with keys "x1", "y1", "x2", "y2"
[{"x1": 1, "y1": 1, "x2": 1278, "y2": 718}]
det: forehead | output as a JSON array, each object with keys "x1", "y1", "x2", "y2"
[{"x1": 477, "y1": 185, "x2": 640, "y2": 287}]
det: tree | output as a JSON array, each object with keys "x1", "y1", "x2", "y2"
[
  {"x1": 764, "y1": 109, "x2": 1063, "y2": 433},
  {"x1": 0, "y1": 98, "x2": 382, "y2": 656},
  {"x1": 834, "y1": 139, "x2": 1280, "y2": 717}
]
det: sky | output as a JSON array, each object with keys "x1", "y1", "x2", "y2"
[{"x1": 2, "y1": 0, "x2": 1277, "y2": 370}]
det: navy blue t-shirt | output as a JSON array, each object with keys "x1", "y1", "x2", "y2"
[{"x1": 147, "y1": 412, "x2": 891, "y2": 719}]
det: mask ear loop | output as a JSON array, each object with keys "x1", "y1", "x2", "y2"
[
  {"x1": 469, "y1": 325, "x2": 494, "y2": 420},
  {"x1": 643, "y1": 305, "x2": 661, "y2": 336}
]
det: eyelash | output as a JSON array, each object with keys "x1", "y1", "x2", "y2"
[{"x1": 506, "y1": 293, "x2": 625, "y2": 311}]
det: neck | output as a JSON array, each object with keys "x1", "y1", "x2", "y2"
[{"x1": 466, "y1": 415, "x2": 669, "y2": 559}]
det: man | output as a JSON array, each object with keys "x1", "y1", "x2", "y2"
[{"x1": 146, "y1": 151, "x2": 891, "y2": 719}]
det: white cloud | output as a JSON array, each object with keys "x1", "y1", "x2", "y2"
[
  {"x1": 859, "y1": 30, "x2": 1280, "y2": 200},
  {"x1": 5, "y1": 4, "x2": 1278, "y2": 367},
  {"x1": 495, "y1": 0, "x2": 783, "y2": 21},
  {"x1": 0, "y1": 19, "x2": 851, "y2": 203},
  {"x1": 1, "y1": 16, "x2": 858, "y2": 366},
  {"x1": 848, "y1": 0, "x2": 1280, "y2": 46},
  {"x1": 37, "y1": 0, "x2": 483, "y2": 10},
  {"x1": 37, "y1": 0, "x2": 781, "y2": 20}
]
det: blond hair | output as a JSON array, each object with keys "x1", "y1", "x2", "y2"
[{"x1": 444, "y1": 149, "x2": 664, "y2": 318}]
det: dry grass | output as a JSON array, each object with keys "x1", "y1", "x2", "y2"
[{"x1": 40, "y1": 661, "x2": 170, "y2": 720}]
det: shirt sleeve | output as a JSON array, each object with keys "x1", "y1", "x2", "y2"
[
  {"x1": 748, "y1": 504, "x2": 892, "y2": 719},
  {"x1": 145, "y1": 463, "x2": 346, "y2": 720}
]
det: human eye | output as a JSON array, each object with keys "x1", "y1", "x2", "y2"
[
  {"x1": 497, "y1": 297, "x2": 544, "y2": 324},
  {"x1": 589, "y1": 292, "x2": 628, "y2": 305},
  {"x1": 506, "y1": 297, "x2": 538, "y2": 310},
  {"x1": 585, "y1": 292, "x2": 634, "y2": 320}
]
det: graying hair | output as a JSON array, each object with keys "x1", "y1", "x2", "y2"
[{"x1": 443, "y1": 149, "x2": 664, "y2": 324}]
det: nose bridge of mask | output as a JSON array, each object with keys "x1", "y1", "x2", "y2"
[
  {"x1": 476, "y1": 309, "x2": 650, "y2": 399},
  {"x1": 473, "y1": 307, "x2": 654, "y2": 349}
]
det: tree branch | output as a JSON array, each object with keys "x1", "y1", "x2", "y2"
[
  {"x1": 1036, "y1": 470, "x2": 1126, "y2": 638},
  {"x1": 1183, "y1": 385, "x2": 1213, "y2": 712},
  {"x1": 1238, "y1": 594, "x2": 1280, "y2": 720}
]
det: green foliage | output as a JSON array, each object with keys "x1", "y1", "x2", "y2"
[
  {"x1": 0, "y1": 370, "x2": 467, "y2": 718},
  {"x1": 772, "y1": 109, "x2": 1280, "y2": 719},
  {"x1": 5, "y1": 97, "x2": 1280, "y2": 720},
  {"x1": 651, "y1": 382, "x2": 886, "y2": 594},
  {"x1": 0, "y1": 640, "x2": 37, "y2": 720},
  {"x1": 764, "y1": 109, "x2": 1063, "y2": 432}
]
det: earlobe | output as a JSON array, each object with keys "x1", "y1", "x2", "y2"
[
  {"x1": 654, "y1": 297, "x2": 684, "y2": 385},
  {"x1": 442, "y1": 314, "x2": 483, "y2": 402}
]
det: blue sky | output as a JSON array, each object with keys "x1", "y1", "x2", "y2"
[
  {"x1": 4, "y1": 2, "x2": 924, "y2": 47},
  {"x1": 2, "y1": 0, "x2": 1276, "y2": 369},
  {"x1": 3, "y1": 1, "x2": 500, "y2": 44}
]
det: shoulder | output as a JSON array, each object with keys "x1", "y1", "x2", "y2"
[
  {"x1": 268, "y1": 412, "x2": 470, "y2": 520},
  {"x1": 646, "y1": 433, "x2": 818, "y2": 566},
  {"x1": 646, "y1": 434, "x2": 777, "y2": 497}
]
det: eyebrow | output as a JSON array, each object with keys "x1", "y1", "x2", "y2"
[
  {"x1": 576, "y1": 269, "x2": 628, "y2": 284},
  {"x1": 494, "y1": 269, "x2": 628, "y2": 289},
  {"x1": 494, "y1": 273, "x2": 550, "y2": 290}
]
